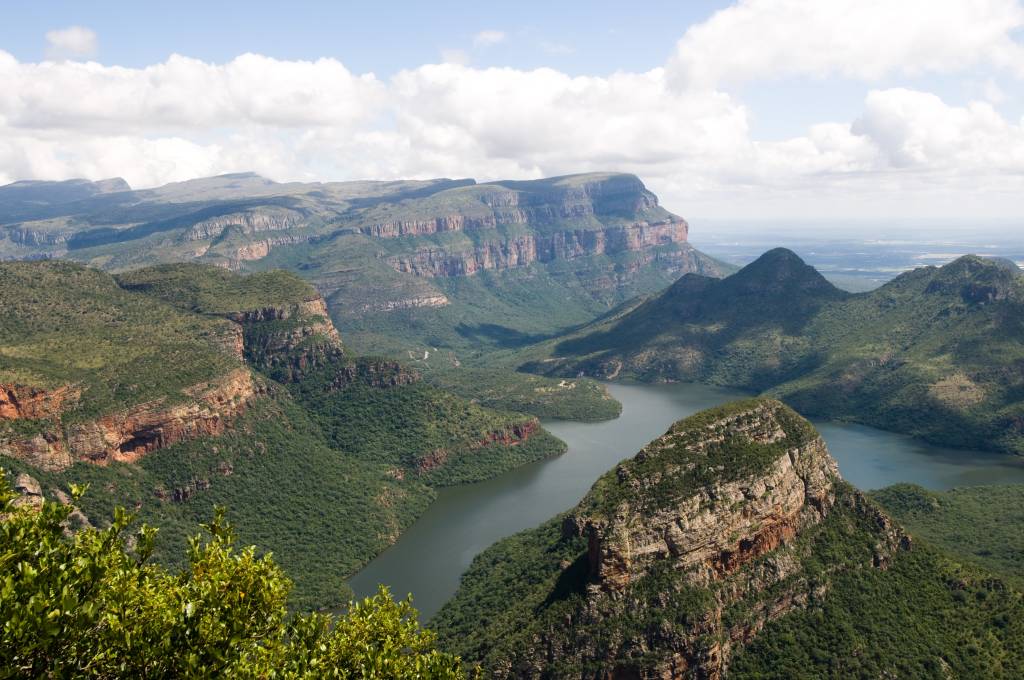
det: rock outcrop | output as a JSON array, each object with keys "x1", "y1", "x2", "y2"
[
  {"x1": 0, "y1": 368, "x2": 262, "y2": 472},
  {"x1": 228, "y1": 297, "x2": 345, "y2": 381},
  {"x1": 0, "y1": 384, "x2": 81, "y2": 420},
  {"x1": 387, "y1": 220, "x2": 689, "y2": 278},
  {"x1": 580, "y1": 401, "x2": 838, "y2": 594},
  {"x1": 182, "y1": 208, "x2": 304, "y2": 242},
  {"x1": 445, "y1": 399, "x2": 911, "y2": 680}
]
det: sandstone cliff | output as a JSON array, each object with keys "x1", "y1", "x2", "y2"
[
  {"x1": 436, "y1": 399, "x2": 911, "y2": 679},
  {"x1": 0, "y1": 368, "x2": 262, "y2": 472}
]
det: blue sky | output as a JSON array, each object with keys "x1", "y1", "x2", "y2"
[
  {"x1": 2, "y1": 0, "x2": 1024, "y2": 219},
  {"x1": 1, "y1": 1, "x2": 721, "y2": 74}
]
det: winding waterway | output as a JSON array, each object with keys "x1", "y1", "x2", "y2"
[{"x1": 349, "y1": 382, "x2": 1024, "y2": 618}]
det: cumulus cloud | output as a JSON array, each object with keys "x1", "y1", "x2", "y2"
[
  {"x1": 668, "y1": 0, "x2": 1024, "y2": 88},
  {"x1": 472, "y1": 30, "x2": 506, "y2": 48},
  {"x1": 4, "y1": 1, "x2": 1024, "y2": 218},
  {"x1": 44, "y1": 26, "x2": 97, "y2": 61}
]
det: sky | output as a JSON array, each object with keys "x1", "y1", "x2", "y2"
[{"x1": 2, "y1": 0, "x2": 1024, "y2": 220}]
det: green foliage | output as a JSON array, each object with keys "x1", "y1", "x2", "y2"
[
  {"x1": 0, "y1": 474, "x2": 471, "y2": 678},
  {"x1": 729, "y1": 545, "x2": 1024, "y2": 678},
  {"x1": 872, "y1": 483, "x2": 1024, "y2": 589},
  {"x1": 4, "y1": 389, "x2": 432, "y2": 611},
  {"x1": 288, "y1": 374, "x2": 565, "y2": 487},
  {"x1": 0, "y1": 260, "x2": 237, "y2": 421},
  {"x1": 437, "y1": 476, "x2": 1024, "y2": 678},
  {"x1": 520, "y1": 250, "x2": 1024, "y2": 455},
  {"x1": 422, "y1": 368, "x2": 621, "y2": 422},
  {"x1": 116, "y1": 263, "x2": 320, "y2": 316}
]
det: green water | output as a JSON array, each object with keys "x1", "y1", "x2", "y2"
[{"x1": 349, "y1": 382, "x2": 1024, "y2": 618}]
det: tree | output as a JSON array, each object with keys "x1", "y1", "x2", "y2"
[{"x1": 0, "y1": 470, "x2": 473, "y2": 678}]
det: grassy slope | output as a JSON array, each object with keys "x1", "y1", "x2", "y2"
[
  {"x1": 0, "y1": 261, "x2": 238, "y2": 422},
  {"x1": 872, "y1": 483, "x2": 1024, "y2": 589}
]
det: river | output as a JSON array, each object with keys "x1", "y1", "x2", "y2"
[{"x1": 349, "y1": 381, "x2": 1024, "y2": 618}]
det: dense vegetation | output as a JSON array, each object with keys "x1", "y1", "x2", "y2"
[
  {"x1": 434, "y1": 400, "x2": 1024, "y2": 676},
  {"x1": 116, "y1": 263, "x2": 321, "y2": 315},
  {"x1": 872, "y1": 483, "x2": 1024, "y2": 589},
  {"x1": 287, "y1": 369, "x2": 565, "y2": 487},
  {"x1": 0, "y1": 261, "x2": 238, "y2": 422},
  {"x1": 0, "y1": 475, "x2": 471, "y2": 678},
  {"x1": 519, "y1": 249, "x2": 1024, "y2": 455},
  {"x1": 422, "y1": 368, "x2": 621, "y2": 422},
  {"x1": 2, "y1": 388, "x2": 432, "y2": 610},
  {"x1": 0, "y1": 261, "x2": 569, "y2": 610},
  {"x1": 729, "y1": 544, "x2": 1024, "y2": 678},
  {"x1": 436, "y1": 480, "x2": 1024, "y2": 678}
]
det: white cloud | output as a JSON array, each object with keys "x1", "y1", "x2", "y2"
[
  {"x1": 668, "y1": 0, "x2": 1024, "y2": 89},
  {"x1": 3, "y1": 1, "x2": 1024, "y2": 219},
  {"x1": 44, "y1": 26, "x2": 97, "y2": 61},
  {"x1": 852, "y1": 88, "x2": 1024, "y2": 171},
  {"x1": 472, "y1": 30, "x2": 506, "y2": 48}
]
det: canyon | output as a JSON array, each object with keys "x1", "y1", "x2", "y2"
[{"x1": 435, "y1": 399, "x2": 915, "y2": 679}]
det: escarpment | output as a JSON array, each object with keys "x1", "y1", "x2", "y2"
[
  {"x1": 386, "y1": 220, "x2": 690, "y2": 278},
  {"x1": 229, "y1": 296, "x2": 345, "y2": 381},
  {"x1": 1, "y1": 368, "x2": 262, "y2": 472},
  {"x1": 435, "y1": 399, "x2": 911, "y2": 679},
  {"x1": 578, "y1": 401, "x2": 839, "y2": 594}
]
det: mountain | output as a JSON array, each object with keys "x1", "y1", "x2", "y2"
[
  {"x1": 0, "y1": 172, "x2": 730, "y2": 356},
  {"x1": 0, "y1": 260, "x2": 564, "y2": 608},
  {"x1": 433, "y1": 399, "x2": 1024, "y2": 678},
  {"x1": 520, "y1": 249, "x2": 1024, "y2": 455}
]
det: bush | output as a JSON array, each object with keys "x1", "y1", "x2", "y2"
[{"x1": 0, "y1": 472, "x2": 472, "y2": 679}]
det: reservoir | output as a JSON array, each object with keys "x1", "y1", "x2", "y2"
[{"x1": 349, "y1": 381, "x2": 1024, "y2": 618}]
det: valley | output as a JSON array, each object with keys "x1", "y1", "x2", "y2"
[
  {"x1": 3, "y1": 172, "x2": 1024, "y2": 677},
  {"x1": 351, "y1": 380, "x2": 1024, "y2": 619}
]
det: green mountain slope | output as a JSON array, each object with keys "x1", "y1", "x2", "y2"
[
  {"x1": 0, "y1": 261, "x2": 564, "y2": 609},
  {"x1": 872, "y1": 483, "x2": 1024, "y2": 589},
  {"x1": 1, "y1": 172, "x2": 731, "y2": 358},
  {"x1": 433, "y1": 399, "x2": 1024, "y2": 678},
  {"x1": 520, "y1": 249, "x2": 1024, "y2": 455}
]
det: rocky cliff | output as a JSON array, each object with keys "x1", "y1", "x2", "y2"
[
  {"x1": 229, "y1": 297, "x2": 345, "y2": 381},
  {"x1": 0, "y1": 368, "x2": 262, "y2": 472},
  {"x1": 387, "y1": 220, "x2": 690, "y2": 278},
  {"x1": 434, "y1": 399, "x2": 911, "y2": 679}
]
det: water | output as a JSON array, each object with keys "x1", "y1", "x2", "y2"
[{"x1": 349, "y1": 382, "x2": 1024, "y2": 618}]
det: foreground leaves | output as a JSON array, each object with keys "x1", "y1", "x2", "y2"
[{"x1": 0, "y1": 471, "x2": 472, "y2": 678}]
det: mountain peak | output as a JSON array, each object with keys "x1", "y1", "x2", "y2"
[
  {"x1": 727, "y1": 247, "x2": 843, "y2": 298},
  {"x1": 926, "y1": 254, "x2": 1022, "y2": 303}
]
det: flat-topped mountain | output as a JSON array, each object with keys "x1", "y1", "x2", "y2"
[
  {"x1": 0, "y1": 172, "x2": 729, "y2": 355},
  {"x1": 434, "y1": 399, "x2": 1024, "y2": 678},
  {"x1": 521, "y1": 249, "x2": 1024, "y2": 455},
  {"x1": 0, "y1": 260, "x2": 564, "y2": 608}
]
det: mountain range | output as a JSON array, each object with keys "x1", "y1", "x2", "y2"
[
  {"x1": 519, "y1": 248, "x2": 1024, "y2": 456},
  {"x1": 0, "y1": 172, "x2": 730, "y2": 356}
]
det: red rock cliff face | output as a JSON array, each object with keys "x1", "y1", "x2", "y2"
[
  {"x1": 0, "y1": 384, "x2": 81, "y2": 420},
  {"x1": 0, "y1": 368, "x2": 261, "y2": 472}
]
